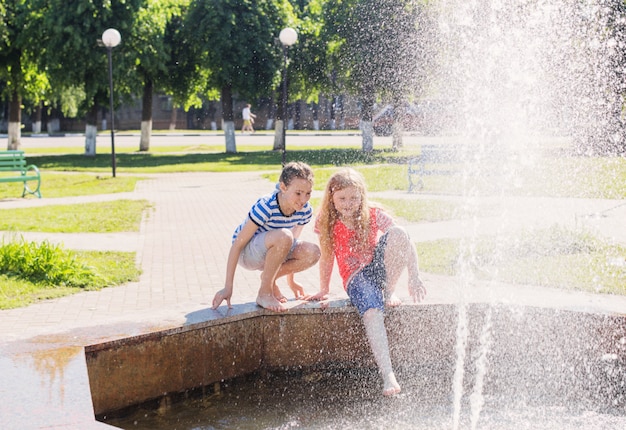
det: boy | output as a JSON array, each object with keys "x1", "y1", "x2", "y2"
[{"x1": 212, "y1": 162, "x2": 320, "y2": 312}]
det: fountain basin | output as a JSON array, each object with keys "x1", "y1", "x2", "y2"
[{"x1": 85, "y1": 301, "x2": 626, "y2": 425}]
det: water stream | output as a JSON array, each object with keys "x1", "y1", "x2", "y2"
[{"x1": 438, "y1": 1, "x2": 626, "y2": 427}]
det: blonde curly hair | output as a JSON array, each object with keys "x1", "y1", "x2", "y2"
[{"x1": 318, "y1": 168, "x2": 371, "y2": 256}]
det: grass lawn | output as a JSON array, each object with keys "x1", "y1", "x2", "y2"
[
  {"x1": 417, "y1": 226, "x2": 626, "y2": 296},
  {"x1": 0, "y1": 249, "x2": 140, "y2": 310},
  {"x1": 0, "y1": 200, "x2": 152, "y2": 233},
  {"x1": 0, "y1": 172, "x2": 141, "y2": 199}
]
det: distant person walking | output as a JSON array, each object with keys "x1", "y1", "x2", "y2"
[{"x1": 242, "y1": 104, "x2": 257, "y2": 133}]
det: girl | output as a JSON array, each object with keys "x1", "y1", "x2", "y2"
[{"x1": 309, "y1": 168, "x2": 427, "y2": 395}]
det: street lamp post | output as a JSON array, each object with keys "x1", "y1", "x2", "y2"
[
  {"x1": 101, "y1": 28, "x2": 121, "y2": 177},
  {"x1": 279, "y1": 28, "x2": 297, "y2": 167}
]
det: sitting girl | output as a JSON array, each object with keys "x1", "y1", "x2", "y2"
[{"x1": 309, "y1": 168, "x2": 427, "y2": 395}]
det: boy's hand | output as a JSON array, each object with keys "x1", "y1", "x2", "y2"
[{"x1": 212, "y1": 288, "x2": 232, "y2": 309}]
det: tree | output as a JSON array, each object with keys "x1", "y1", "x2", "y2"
[
  {"x1": 323, "y1": 0, "x2": 429, "y2": 150},
  {"x1": 569, "y1": 0, "x2": 626, "y2": 155},
  {"x1": 185, "y1": 0, "x2": 293, "y2": 153},
  {"x1": 33, "y1": 0, "x2": 142, "y2": 156},
  {"x1": 0, "y1": 0, "x2": 49, "y2": 150},
  {"x1": 160, "y1": 4, "x2": 217, "y2": 128},
  {"x1": 274, "y1": 0, "x2": 329, "y2": 144},
  {"x1": 124, "y1": 0, "x2": 190, "y2": 151}
]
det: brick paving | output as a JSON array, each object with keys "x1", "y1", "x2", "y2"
[{"x1": 0, "y1": 172, "x2": 321, "y2": 342}]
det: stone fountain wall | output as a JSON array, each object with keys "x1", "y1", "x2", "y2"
[{"x1": 85, "y1": 303, "x2": 625, "y2": 418}]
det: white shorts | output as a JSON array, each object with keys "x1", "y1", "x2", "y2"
[{"x1": 238, "y1": 231, "x2": 298, "y2": 271}]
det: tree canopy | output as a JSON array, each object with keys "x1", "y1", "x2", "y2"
[{"x1": 2, "y1": 0, "x2": 624, "y2": 155}]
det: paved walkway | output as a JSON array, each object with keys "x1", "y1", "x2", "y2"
[
  {"x1": 1, "y1": 161, "x2": 626, "y2": 428},
  {"x1": 0, "y1": 172, "x2": 297, "y2": 340}
]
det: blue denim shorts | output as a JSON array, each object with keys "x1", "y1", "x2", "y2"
[{"x1": 346, "y1": 233, "x2": 389, "y2": 315}]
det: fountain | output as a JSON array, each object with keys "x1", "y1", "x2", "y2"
[
  {"x1": 86, "y1": 302, "x2": 625, "y2": 429},
  {"x1": 436, "y1": 1, "x2": 626, "y2": 428},
  {"x1": 85, "y1": 1, "x2": 626, "y2": 428}
]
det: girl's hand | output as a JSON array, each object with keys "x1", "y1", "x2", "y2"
[
  {"x1": 409, "y1": 278, "x2": 427, "y2": 303},
  {"x1": 305, "y1": 291, "x2": 329, "y2": 301}
]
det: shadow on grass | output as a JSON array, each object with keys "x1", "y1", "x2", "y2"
[{"x1": 32, "y1": 148, "x2": 410, "y2": 171}]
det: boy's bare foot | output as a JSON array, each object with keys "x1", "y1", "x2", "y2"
[
  {"x1": 273, "y1": 285, "x2": 287, "y2": 303},
  {"x1": 382, "y1": 371, "x2": 401, "y2": 396},
  {"x1": 269, "y1": 279, "x2": 287, "y2": 303},
  {"x1": 385, "y1": 293, "x2": 402, "y2": 307},
  {"x1": 256, "y1": 293, "x2": 288, "y2": 312}
]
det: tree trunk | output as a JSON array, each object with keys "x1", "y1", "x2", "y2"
[
  {"x1": 7, "y1": 90, "x2": 21, "y2": 150},
  {"x1": 274, "y1": 119, "x2": 285, "y2": 151},
  {"x1": 47, "y1": 107, "x2": 61, "y2": 134},
  {"x1": 294, "y1": 101, "x2": 301, "y2": 130},
  {"x1": 361, "y1": 121, "x2": 374, "y2": 152},
  {"x1": 32, "y1": 102, "x2": 42, "y2": 134},
  {"x1": 221, "y1": 84, "x2": 236, "y2": 153},
  {"x1": 391, "y1": 123, "x2": 403, "y2": 150},
  {"x1": 312, "y1": 102, "x2": 319, "y2": 131},
  {"x1": 85, "y1": 102, "x2": 98, "y2": 156},
  {"x1": 140, "y1": 79, "x2": 153, "y2": 151},
  {"x1": 169, "y1": 107, "x2": 177, "y2": 130},
  {"x1": 361, "y1": 92, "x2": 375, "y2": 152},
  {"x1": 273, "y1": 76, "x2": 285, "y2": 150}
]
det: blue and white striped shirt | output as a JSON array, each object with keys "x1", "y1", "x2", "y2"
[{"x1": 232, "y1": 191, "x2": 313, "y2": 242}]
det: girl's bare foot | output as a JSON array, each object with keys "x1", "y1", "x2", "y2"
[
  {"x1": 385, "y1": 292, "x2": 402, "y2": 307},
  {"x1": 256, "y1": 293, "x2": 288, "y2": 312},
  {"x1": 382, "y1": 371, "x2": 401, "y2": 396}
]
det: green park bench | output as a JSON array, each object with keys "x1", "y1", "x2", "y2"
[
  {"x1": 0, "y1": 150, "x2": 42, "y2": 198},
  {"x1": 408, "y1": 144, "x2": 463, "y2": 192}
]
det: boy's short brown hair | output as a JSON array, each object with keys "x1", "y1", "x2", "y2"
[{"x1": 280, "y1": 161, "x2": 314, "y2": 187}]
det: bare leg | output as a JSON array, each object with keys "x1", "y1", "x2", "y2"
[
  {"x1": 272, "y1": 281, "x2": 287, "y2": 302},
  {"x1": 383, "y1": 227, "x2": 426, "y2": 304},
  {"x1": 362, "y1": 308, "x2": 401, "y2": 396},
  {"x1": 261, "y1": 273, "x2": 287, "y2": 302},
  {"x1": 256, "y1": 229, "x2": 293, "y2": 312},
  {"x1": 275, "y1": 241, "x2": 320, "y2": 279},
  {"x1": 274, "y1": 241, "x2": 320, "y2": 298}
]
